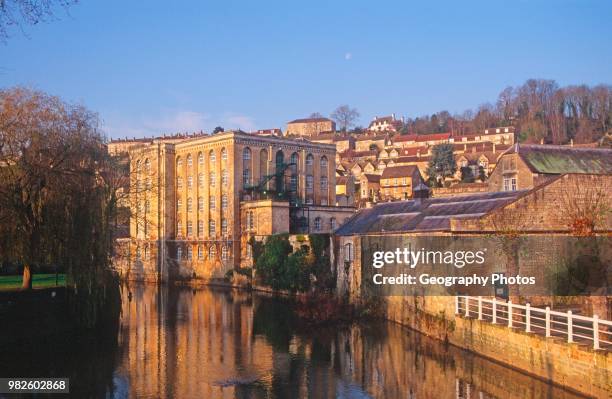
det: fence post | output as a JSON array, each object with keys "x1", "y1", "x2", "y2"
[
  {"x1": 478, "y1": 296, "x2": 483, "y2": 320},
  {"x1": 465, "y1": 297, "x2": 470, "y2": 317},
  {"x1": 508, "y1": 301, "x2": 513, "y2": 328},
  {"x1": 593, "y1": 315, "x2": 600, "y2": 350},
  {"x1": 545, "y1": 307, "x2": 551, "y2": 337},
  {"x1": 455, "y1": 296, "x2": 460, "y2": 315},
  {"x1": 492, "y1": 298, "x2": 497, "y2": 324},
  {"x1": 525, "y1": 303, "x2": 531, "y2": 332},
  {"x1": 567, "y1": 310, "x2": 573, "y2": 343}
]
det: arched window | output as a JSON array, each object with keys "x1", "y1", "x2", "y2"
[
  {"x1": 260, "y1": 149, "x2": 268, "y2": 179},
  {"x1": 290, "y1": 152, "x2": 299, "y2": 165},
  {"x1": 275, "y1": 150, "x2": 284, "y2": 166},
  {"x1": 198, "y1": 196, "x2": 204, "y2": 211},
  {"x1": 320, "y1": 156, "x2": 328, "y2": 170},
  {"x1": 306, "y1": 153, "x2": 314, "y2": 166},
  {"x1": 221, "y1": 148, "x2": 227, "y2": 161},
  {"x1": 221, "y1": 194, "x2": 228, "y2": 209},
  {"x1": 209, "y1": 196, "x2": 216, "y2": 209},
  {"x1": 210, "y1": 171, "x2": 216, "y2": 187},
  {"x1": 176, "y1": 157, "x2": 182, "y2": 167},
  {"x1": 177, "y1": 246, "x2": 182, "y2": 260},
  {"x1": 187, "y1": 154, "x2": 193, "y2": 167},
  {"x1": 144, "y1": 158, "x2": 151, "y2": 172},
  {"x1": 330, "y1": 217, "x2": 336, "y2": 231},
  {"x1": 221, "y1": 246, "x2": 228, "y2": 261},
  {"x1": 198, "y1": 152, "x2": 204, "y2": 166},
  {"x1": 209, "y1": 245, "x2": 216, "y2": 259},
  {"x1": 187, "y1": 175, "x2": 193, "y2": 189},
  {"x1": 221, "y1": 219, "x2": 228, "y2": 235},
  {"x1": 209, "y1": 220, "x2": 216, "y2": 235},
  {"x1": 187, "y1": 220, "x2": 193, "y2": 236},
  {"x1": 344, "y1": 243, "x2": 354, "y2": 262},
  {"x1": 198, "y1": 220, "x2": 204, "y2": 236},
  {"x1": 314, "y1": 217, "x2": 321, "y2": 231},
  {"x1": 243, "y1": 147, "x2": 251, "y2": 162},
  {"x1": 209, "y1": 150, "x2": 216, "y2": 163},
  {"x1": 290, "y1": 174, "x2": 297, "y2": 190},
  {"x1": 222, "y1": 169, "x2": 228, "y2": 186},
  {"x1": 187, "y1": 198, "x2": 193, "y2": 212},
  {"x1": 198, "y1": 245, "x2": 203, "y2": 259}
]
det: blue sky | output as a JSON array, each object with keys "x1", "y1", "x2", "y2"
[{"x1": 1, "y1": 0, "x2": 611, "y2": 139}]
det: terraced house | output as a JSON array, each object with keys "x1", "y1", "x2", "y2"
[{"x1": 114, "y1": 131, "x2": 354, "y2": 282}]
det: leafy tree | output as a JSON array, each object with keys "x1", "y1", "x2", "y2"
[
  {"x1": 331, "y1": 105, "x2": 360, "y2": 131},
  {"x1": 460, "y1": 166, "x2": 474, "y2": 183},
  {"x1": 426, "y1": 144, "x2": 456, "y2": 187},
  {"x1": 213, "y1": 126, "x2": 224, "y2": 134}
]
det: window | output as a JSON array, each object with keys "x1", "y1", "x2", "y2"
[
  {"x1": 306, "y1": 153, "x2": 314, "y2": 166},
  {"x1": 198, "y1": 220, "x2": 204, "y2": 236},
  {"x1": 221, "y1": 219, "x2": 228, "y2": 235},
  {"x1": 209, "y1": 150, "x2": 216, "y2": 163},
  {"x1": 177, "y1": 246, "x2": 182, "y2": 260},
  {"x1": 210, "y1": 171, "x2": 216, "y2": 187},
  {"x1": 177, "y1": 198, "x2": 182, "y2": 209},
  {"x1": 209, "y1": 245, "x2": 216, "y2": 259},
  {"x1": 177, "y1": 177, "x2": 183, "y2": 189},
  {"x1": 222, "y1": 194, "x2": 228, "y2": 209},
  {"x1": 198, "y1": 197, "x2": 204, "y2": 211},
  {"x1": 306, "y1": 175, "x2": 313, "y2": 191},
  {"x1": 314, "y1": 217, "x2": 321, "y2": 231},
  {"x1": 187, "y1": 198, "x2": 193, "y2": 212},
  {"x1": 221, "y1": 246, "x2": 228, "y2": 261},
  {"x1": 344, "y1": 243, "x2": 354, "y2": 262},
  {"x1": 243, "y1": 147, "x2": 251, "y2": 162},
  {"x1": 246, "y1": 244, "x2": 252, "y2": 259},
  {"x1": 198, "y1": 173, "x2": 204, "y2": 187},
  {"x1": 247, "y1": 211, "x2": 254, "y2": 229},
  {"x1": 222, "y1": 169, "x2": 228, "y2": 186},
  {"x1": 209, "y1": 220, "x2": 216, "y2": 235},
  {"x1": 187, "y1": 221, "x2": 193, "y2": 236},
  {"x1": 320, "y1": 156, "x2": 328, "y2": 170},
  {"x1": 503, "y1": 178, "x2": 510, "y2": 192},
  {"x1": 290, "y1": 152, "x2": 299, "y2": 168},
  {"x1": 330, "y1": 217, "x2": 336, "y2": 231},
  {"x1": 243, "y1": 169, "x2": 250, "y2": 187},
  {"x1": 320, "y1": 176, "x2": 328, "y2": 190},
  {"x1": 290, "y1": 174, "x2": 297, "y2": 190},
  {"x1": 321, "y1": 199, "x2": 328, "y2": 205},
  {"x1": 198, "y1": 245, "x2": 203, "y2": 259},
  {"x1": 187, "y1": 154, "x2": 193, "y2": 167},
  {"x1": 221, "y1": 148, "x2": 228, "y2": 161},
  {"x1": 176, "y1": 157, "x2": 182, "y2": 167},
  {"x1": 145, "y1": 200, "x2": 150, "y2": 214},
  {"x1": 198, "y1": 152, "x2": 204, "y2": 165},
  {"x1": 306, "y1": 197, "x2": 313, "y2": 205},
  {"x1": 210, "y1": 196, "x2": 216, "y2": 209},
  {"x1": 187, "y1": 246, "x2": 193, "y2": 260},
  {"x1": 511, "y1": 177, "x2": 517, "y2": 191},
  {"x1": 177, "y1": 221, "x2": 182, "y2": 236},
  {"x1": 402, "y1": 177, "x2": 407, "y2": 185},
  {"x1": 146, "y1": 178, "x2": 152, "y2": 190},
  {"x1": 144, "y1": 158, "x2": 151, "y2": 172}
]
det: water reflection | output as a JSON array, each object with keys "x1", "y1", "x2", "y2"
[{"x1": 114, "y1": 285, "x2": 586, "y2": 399}]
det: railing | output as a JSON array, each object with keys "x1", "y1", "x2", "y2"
[{"x1": 455, "y1": 296, "x2": 612, "y2": 350}]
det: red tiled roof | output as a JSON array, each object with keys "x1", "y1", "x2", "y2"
[{"x1": 381, "y1": 165, "x2": 421, "y2": 179}]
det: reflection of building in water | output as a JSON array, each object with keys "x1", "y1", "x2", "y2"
[{"x1": 115, "y1": 286, "x2": 583, "y2": 399}]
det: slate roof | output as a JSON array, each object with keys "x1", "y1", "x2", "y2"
[
  {"x1": 335, "y1": 190, "x2": 526, "y2": 235},
  {"x1": 381, "y1": 165, "x2": 420, "y2": 179},
  {"x1": 288, "y1": 117, "x2": 333, "y2": 124},
  {"x1": 508, "y1": 144, "x2": 612, "y2": 175}
]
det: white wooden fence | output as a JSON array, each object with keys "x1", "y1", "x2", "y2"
[{"x1": 455, "y1": 295, "x2": 612, "y2": 350}]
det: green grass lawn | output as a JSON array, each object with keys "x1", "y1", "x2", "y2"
[{"x1": 0, "y1": 273, "x2": 66, "y2": 290}]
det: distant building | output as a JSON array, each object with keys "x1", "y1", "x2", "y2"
[
  {"x1": 358, "y1": 173, "x2": 381, "y2": 203},
  {"x1": 380, "y1": 165, "x2": 425, "y2": 201},
  {"x1": 368, "y1": 113, "x2": 403, "y2": 132},
  {"x1": 487, "y1": 144, "x2": 612, "y2": 192},
  {"x1": 286, "y1": 117, "x2": 336, "y2": 137}
]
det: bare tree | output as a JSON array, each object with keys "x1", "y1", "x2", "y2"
[
  {"x1": 331, "y1": 105, "x2": 359, "y2": 132},
  {"x1": 0, "y1": 0, "x2": 77, "y2": 42}
]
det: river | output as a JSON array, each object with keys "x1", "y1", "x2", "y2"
[{"x1": 0, "y1": 284, "x2": 587, "y2": 398}]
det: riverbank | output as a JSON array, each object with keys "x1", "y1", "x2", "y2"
[{"x1": 0, "y1": 273, "x2": 66, "y2": 290}]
